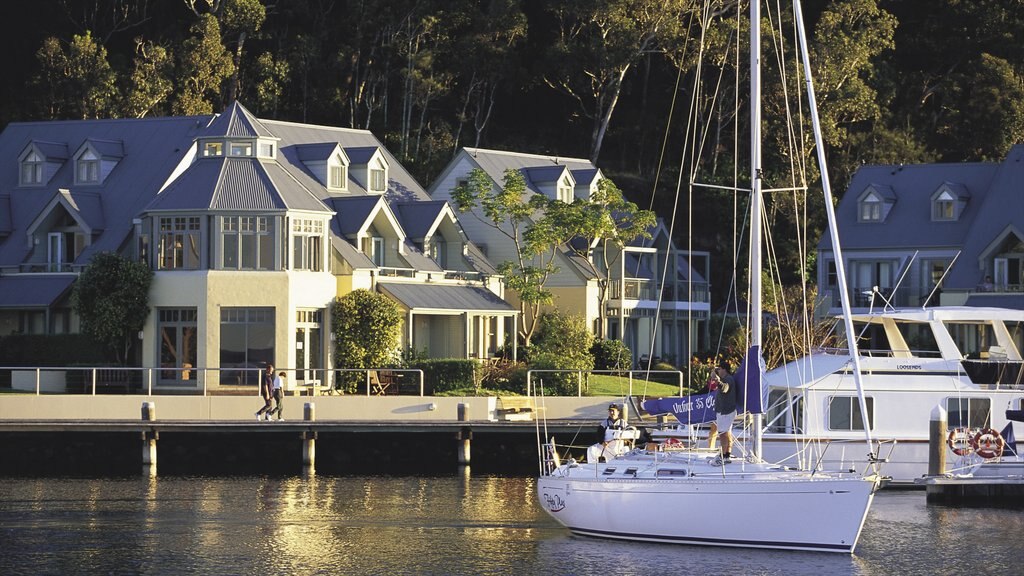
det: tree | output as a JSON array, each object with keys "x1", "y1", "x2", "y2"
[
  {"x1": 543, "y1": 0, "x2": 690, "y2": 163},
  {"x1": 33, "y1": 31, "x2": 118, "y2": 120},
  {"x1": 530, "y1": 310, "x2": 595, "y2": 395},
  {"x1": 71, "y1": 252, "x2": 153, "y2": 365},
  {"x1": 174, "y1": 14, "x2": 235, "y2": 115},
  {"x1": 252, "y1": 51, "x2": 290, "y2": 117},
  {"x1": 122, "y1": 38, "x2": 174, "y2": 118},
  {"x1": 330, "y1": 289, "x2": 402, "y2": 392},
  {"x1": 558, "y1": 178, "x2": 656, "y2": 338},
  {"x1": 452, "y1": 168, "x2": 570, "y2": 346}
]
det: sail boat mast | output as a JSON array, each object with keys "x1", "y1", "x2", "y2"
[
  {"x1": 749, "y1": 0, "x2": 764, "y2": 458},
  {"x1": 792, "y1": 0, "x2": 876, "y2": 456}
]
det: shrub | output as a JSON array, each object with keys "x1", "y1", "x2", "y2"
[
  {"x1": 591, "y1": 339, "x2": 632, "y2": 372},
  {"x1": 331, "y1": 290, "x2": 402, "y2": 393},
  {"x1": 408, "y1": 359, "x2": 477, "y2": 394}
]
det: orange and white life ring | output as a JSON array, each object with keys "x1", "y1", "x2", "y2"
[
  {"x1": 971, "y1": 428, "x2": 1005, "y2": 459},
  {"x1": 947, "y1": 427, "x2": 974, "y2": 456}
]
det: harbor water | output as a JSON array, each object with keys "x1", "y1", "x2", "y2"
[{"x1": 1, "y1": 473, "x2": 1022, "y2": 576}]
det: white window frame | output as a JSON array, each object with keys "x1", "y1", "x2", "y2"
[
  {"x1": 229, "y1": 141, "x2": 253, "y2": 157},
  {"x1": 76, "y1": 149, "x2": 100, "y2": 184},
  {"x1": 203, "y1": 142, "x2": 224, "y2": 157},
  {"x1": 370, "y1": 168, "x2": 386, "y2": 192},
  {"x1": 858, "y1": 195, "x2": 881, "y2": 222},
  {"x1": 292, "y1": 219, "x2": 324, "y2": 271},
  {"x1": 329, "y1": 161, "x2": 348, "y2": 191},
  {"x1": 932, "y1": 190, "x2": 956, "y2": 221},
  {"x1": 827, "y1": 396, "x2": 874, "y2": 431},
  {"x1": 20, "y1": 150, "x2": 43, "y2": 186}
]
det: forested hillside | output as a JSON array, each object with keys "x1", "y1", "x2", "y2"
[{"x1": 3, "y1": 0, "x2": 1022, "y2": 302}]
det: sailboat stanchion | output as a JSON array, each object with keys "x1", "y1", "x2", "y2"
[{"x1": 457, "y1": 402, "x2": 471, "y2": 466}]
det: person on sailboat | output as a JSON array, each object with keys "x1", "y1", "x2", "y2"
[
  {"x1": 711, "y1": 362, "x2": 738, "y2": 462},
  {"x1": 587, "y1": 404, "x2": 629, "y2": 463}
]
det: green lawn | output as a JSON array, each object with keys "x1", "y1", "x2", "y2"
[{"x1": 583, "y1": 374, "x2": 691, "y2": 398}]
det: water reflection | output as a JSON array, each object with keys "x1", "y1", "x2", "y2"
[{"x1": 1, "y1": 478, "x2": 1023, "y2": 575}]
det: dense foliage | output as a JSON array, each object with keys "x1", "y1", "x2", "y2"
[
  {"x1": 70, "y1": 252, "x2": 153, "y2": 364},
  {"x1": 7, "y1": 0, "x2": 1024, "y2": 308},
  {"x1": 330, "y1": 289, "x2": 403, "y2": 392}
]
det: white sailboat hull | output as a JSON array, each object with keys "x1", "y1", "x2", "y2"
[{"x1": 538, "y1": 453, "x2": 879, "y2": 553}]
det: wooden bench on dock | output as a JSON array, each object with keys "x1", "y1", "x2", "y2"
[{"x1": 497, "y1": 396, "x2": 542, "y2": 421}]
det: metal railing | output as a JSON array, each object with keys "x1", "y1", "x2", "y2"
[
  {"x1": 526, "y1": 369, "x2": 684, "y2": 398},
  {"x1": 0, "y1": 366, "x2": 424, "y2": 397}
]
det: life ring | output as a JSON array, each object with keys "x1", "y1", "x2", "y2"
[
  {"x1": 947, "y1": 427, "x2": 974, "y2": 456},
  {"x1": 971, "y1": 428, "x2": 1005, "y2": 459}
]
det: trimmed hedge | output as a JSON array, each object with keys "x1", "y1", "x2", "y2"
[
  {"x1": 0, "y1": 334, "x2": 107, "y2": 366},
  {"x1": 408, "y1": 359, "x2": 477, "y2": 394}
]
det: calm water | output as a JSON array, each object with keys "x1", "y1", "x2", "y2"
[{"x1": 1, "y1": 473, "x2": 1022, "y2": 576}]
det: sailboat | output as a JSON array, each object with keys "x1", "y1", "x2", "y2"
[{"x1": 536, "y1": 0, "x2": 882, "y2": 553}]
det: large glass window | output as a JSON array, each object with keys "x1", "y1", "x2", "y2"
[
  {"x1": 20, "y1": 150, "x2": 43, "y2": 185},
  {"x1": 159, "y1": 308, "x2": 197, "y2": 383},
  {"x1": 222, "y1": 216, "x2": 274, "y2": 270},
  {"x1": 947, "y1": 397, "x2": 991, "y2": 428},
  {"x1": 158, "y1": 217, "x2": 201, "y2": 270},
  {"x1": 292, "y1": 219, "x2": 323, "y2": 271},
  {"x1": 828, "y1": 396, "x2": 874, "y2": 431},
  {"x1": 220, "y1": 307, "x2": 275, "y2": 386},
  {"x1": 362, "y1": 236, "x2": 385, "y2": 266},
  {"x1": 229, "y1": 141, "x2": 253, "y2": 156}
]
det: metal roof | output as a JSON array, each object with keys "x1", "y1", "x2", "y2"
[
  {"x1": 393, "y1": 201, "x2": 446, "y2": 239},
  {"x1": 377, "y1": 281, "x2": 515, "y2": 313},
  {"x1": 203, "y1": 101, "x2": 277, "y2": 138},
  {"x1": 0, "y1": 275, "x2": 75, "y2": 307}
]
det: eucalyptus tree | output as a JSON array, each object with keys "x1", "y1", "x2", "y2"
[
  {"x1": 33, "y1": 31, "x2": 118, "y2": 120},
  {"x1": 123, "y1": 39, "x2": 174, "y2": 118},
  {"x1": 542, "y1": 0, "x2": 693, "y2": 164},
  {"x1": 174, "y1": 14, "x2": 235, "y2": 115},
  {"x1": 183, "y1": 0, "x2": 266, "y2": 104}
]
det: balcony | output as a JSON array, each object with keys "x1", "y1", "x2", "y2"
[{"x1": 608, "y1": 279, "x2": 709, "y2": 304}]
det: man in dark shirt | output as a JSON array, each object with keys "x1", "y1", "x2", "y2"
[{"x1": 712, "y1": 362, "x2": 738, "y2": 462}]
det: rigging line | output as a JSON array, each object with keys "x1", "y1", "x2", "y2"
[{"x1": 922, "y1": 250, "x2": 961, "y2": 309}]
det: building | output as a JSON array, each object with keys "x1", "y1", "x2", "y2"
[
  {"x1": 429, "y1": 147, "x2": 710, "y2": 366},
  {"x1": 819, "y1": 144, "x2": 1024, "y2": 312},
  {"x1": 0, "y1": 103, "x2": 513, "y2": 390}
]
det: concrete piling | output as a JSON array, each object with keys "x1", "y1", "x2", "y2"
[
  {"x1": 928, "y1": 405, "x2": 947, "y2": 477},
  {"x1": 141, "y1": 401, "x2": 157, "y2": 476},
  {"x1": 457, "y1": 402, "x2": 471, "y2": 466},
  {"x1": 302, "y1": 402, "x2": 316, "y2": 472}
]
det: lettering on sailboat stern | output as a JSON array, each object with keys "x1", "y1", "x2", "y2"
[
  {"x1": 542, "y1": 492, "x2": 565, "y2": 512},
  {"x1": 896, "y1": 364, "x2": 923, "y2": 370}
]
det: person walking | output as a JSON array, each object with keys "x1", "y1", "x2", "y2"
[
  {"x1": 267, "y1": 371, "x2": 286, "y2": 421},
  {"x1": 255, "y1": 364, "x2": 275, "y2": 421}
]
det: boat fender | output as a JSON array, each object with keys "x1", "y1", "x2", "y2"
[
  {"x1": 946, "y1": 427, "x2": 974, "y2": 456},
  {"x1": 971, "y1": 428, "x2": 1005, "y2": 459}
]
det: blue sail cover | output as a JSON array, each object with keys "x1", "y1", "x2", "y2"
[
  {"x1": 642, "y1": 393, "x2": 717, "y2": 425},
  {"x1": 735, "y1": 345, "x2": 767, "y2": 414},
  {"x1": 641, "y1": 346, "x2": 767, "y2": 425}
]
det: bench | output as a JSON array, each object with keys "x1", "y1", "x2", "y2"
[{"x1": 497, "y1": 396, "x2": 542, "y2": 421}]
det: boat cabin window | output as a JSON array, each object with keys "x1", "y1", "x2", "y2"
[
  {"x1": 894, "y1": 322, "x2": 940, "y2": 357},
  {"x1": 766, "y1": 390, "x2": 803, "y2": 433},
  {"x1": 602, "y1": 467, "x2": 616, "y2": 475},
  {"x1": 827, "y1": 396, "x2": 874, "y2": 431},
  {"x1": 944, "y1": 322, "x2": 994, "y2": 358},
  {"x1": 946, "y1": 397, "x2": 991, "y2": 428}
]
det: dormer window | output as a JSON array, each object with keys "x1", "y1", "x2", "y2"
[
  {"x1": 76, "y1": 149, "x2": 99, "y2": 184},
  {"x1": 860, "y1": 196, "x2": 881, "y2": 222},
  {"x1": 259, "y1": 142, "x2": 275, "y2": 157},
  {"x1": 930, "y1": 183, "x2": 967, "y2": 222},
  {"x1": 204, "y1": 142, "x2": 224, "y2": 157},
  {"x1": 329, "y1": 153, "x2": 348, "y2": 191},
  {"x1": 20, "y1": 151, "x2": 43, "y2": 185},
  {"x1": 933, "y1": 191, "x2": 955, "y2": 220},
  {"x1": 558, "y1": 176, "x2": 574, "y2": 203},
  {"x1": 370, "y1": 168, "x2": 386, "y2": 192},
  {"x1": 229, "y1": 141, "x2": 253, "y2": 156}
]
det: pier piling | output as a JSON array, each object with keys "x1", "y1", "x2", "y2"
[
  {"x1": 457, "y1": 402, "x2": 471, "y2": 466},
  {"x1": 928, "y1": 406, "x2": 947, "y2": 477},
  {"x1": 141, "y1": 401, "x2": 157, "y2": 477},
  {"x1": 302, "y1": 402, "x2": 316, "y2": 472}
]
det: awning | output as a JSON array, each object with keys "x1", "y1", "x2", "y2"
[
  {"x1": 963, "y1": 294, "x2": 1024, "y2": 310},
  {"x1": 0, "y1": 275, "x2": 75, "y2": 308},
  {"x1": 377, "y1": 281, "x2": 516, "y2": 315}
]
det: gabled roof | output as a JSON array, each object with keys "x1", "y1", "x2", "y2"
[
  {"x1": 26, "y1": 140, "x2": 68, "y2": 160},
  {"x1": 0, "y1": 114, "x2": 214, "y2": 265},
  {"x1": 344, "y1": 146, "x2": 383, "y2": 165},
  {"x1": 27, "y1": 189, "x2": 106, "y2": 237},
  {"x1": 435, "y1": 147, "x2": 596, "y2": 199},
  {"x1": 824, "y1": 162, "x2": 996, "y2": 253},
  {"x1": 859, "y1": 183, "x2": 896, "y2": 201},
  {"x1": 570, "y1": 167, "x2": 600, "y2": 187},
  {"x1": 522, "y1": 164, "x2": 569, "y2": 185},
  {"x1": 294, "y1": 142, "x2": 346, "y2": 163},
  {"x1": 83, "y1": 138, "x2": 124, "y2": 159},
  {"x1": 323, "y1": 196, "x2": 382, "y2": 236},
  {"x1": 0, "y1": 275, "x2": 75, "y2": 308},
  {"x1": 203, "y1": 101, "x2": 277, "y2": 139},
  {"x1": 393, "y1": 201, "x2": 449, "y2": 240}
]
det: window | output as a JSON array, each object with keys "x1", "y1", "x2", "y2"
[
  {"x1": 859, "y1": 196, "x2": 881, "y2": 222},
  {"x1": 292, "y1": 219, "x2": 324, "y2": 271},
  {"x1": 946, "y1": 397, "x2": 991, "y2": 428},
  {"x1": 329, "y1": 164, "x2": 347, "y2": 190},
  {"x1": 203, "y1": 142, "x2": 224, "y2": 157},
  {"x1": 76, "y1": 149, "x2": 99, "y2": 184},
  {"x1": 933, "y1": 190, "x2": 956, "y2": 221},
  {"x1": 229, "y1": 141, "x2": 253, "y2": 156},
  {"x1": 220, "y1": 307, "x2": 275, "y2": 386},
  {"x1": 362, "y1": 236, "x2": 385, "y2": 266},
  {"x1": 222, "y1": 216, "x2": 274, "y2": 270},
  {"x1": 158, "y1": 217, "x2": 201, "y2": 270},
  {"x1": 295, "y1": 309, "x2": 324, "y2": 385},
  {"x1": 159, "y1": 308, "x2": 197, "y2": 383},
  {"x1": 429, "y1": 239, "x2": 448, "y2": 269},
  {"x1": 370, "y1": 168, "x2": 386, "y2": 192},
  {"x1": 258, "y1": 142, "x2": 274, "y2": 157},
  {"x1": 20, "y1": 150, "x2": 43, "y2": 185},
  {"x1": 825, "y1": 260, "x2": 838, "y2": 288},
  {"x1": 47, "y1": 232, "x2": 71, "y2": 272},
  {"x1": 558, "y1": 176, "x2": 573, "y2": 203},
  {"x1": 828, "y1": 396, "x2": 874, "y2": 431}
]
